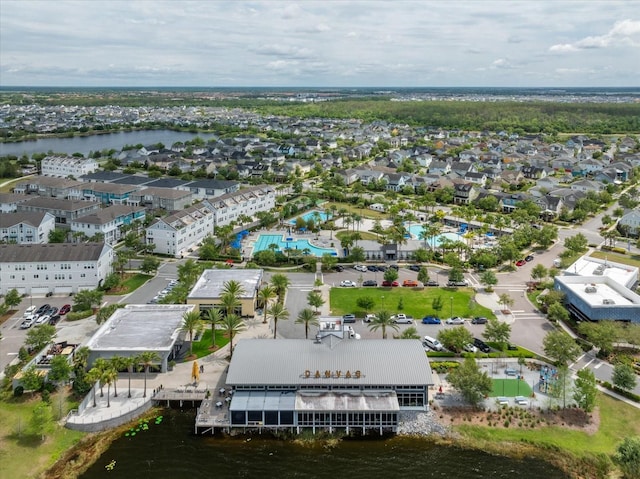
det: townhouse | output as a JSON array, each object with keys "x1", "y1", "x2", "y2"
[
  {"x1": 146, "y1": 203, "x2": 215, "y2": 257},
  {"x1": 71, "y1": 204, "x2": 147, "y2": 244},
  {"x1": 41, "y1": 156, "x2": 99, "y2": 178},
  {"x1": 205, "y1": 185, "x2": 276, "y2": 228},
  {"x1": 0, "y1": 212, "x2": 56, "y2": 244}
]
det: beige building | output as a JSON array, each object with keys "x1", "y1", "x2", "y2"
[{"x1": 187, "y1": 269, "x2": 263, "y2": 317}]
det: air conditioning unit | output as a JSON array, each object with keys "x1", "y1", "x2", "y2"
[
  {"x1": 602, "y1": 299, "x2": 615, "y2": 305},
  {"x1": 584, "y1": 286, "x2": 597, "y2": 293}
]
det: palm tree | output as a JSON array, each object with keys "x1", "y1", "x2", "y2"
[
  {"x1": 86, "y1": 367, "x2": 101, "y2": 407},
  {"x1": 206, "y1": 308, "x2": 223, "y2": 349},
  {"x1": 270, "y1": 273, "x2": 291, "y2": 304},
  {"x1": 177, "y1": 258, "x2": 200, "y2": 284},
  {"x1": 73, "y1": 346, "x2": 90, "y2": 373},
  {"x1": 108, "y1": 356, "x2": 127, "y2": 398},
  {"x1": 138, "y1": 351, "x2": 160, "y2": 398},
  {"x1": 93, "y1": 358, "x2": 109, "y2": 397},
  {"x1": 123, "y1": 355, "x2": 138, "y2": 399},
  {"x1": 220, "y1": 291, "x2": 241, "y2": 317},
  {"x1": 296, "y1": 308, "x2": 319, "y2": 339},
  {"x1": 258, "y1": 284, "x2": 276, "y2": 324},
  {"x1": 181, "y1": 310, "x2": 203, "y2": 356},
  {"x1": 102, "y1": 367, "x2": 117, "y2": 407},
  {"x1": 368, "y1": 310, "x2": 398, "y2": 339},
  {"x1": 222, "y1": 280, "x2": 246, "y2": 300},
  {"x1": 306, "y1": 290, "x2": 325, "y2": 314},
  {"x1": 267, "y1": 302, "x2": 290, "y2": 339},
  {"x1": 221, "y1": 313, "x2": 245, "y2": 359}
]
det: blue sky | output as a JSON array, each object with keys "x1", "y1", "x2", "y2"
[{"x1": 1, "y1": 0, "x2": 639, "y2": 87}]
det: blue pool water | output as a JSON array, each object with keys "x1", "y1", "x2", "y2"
[
  {"x1": 253, "y1": 234, "x2": 337, "y2": 256},
  {"x1": 405, "y1": 226, "x2": 462, "y2": 246},
  {"x1": 289, "y1": 210, "x2": 330, "y2": 225}
]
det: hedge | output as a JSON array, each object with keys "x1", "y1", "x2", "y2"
[{"x1": 66, "y1": 310, "x2": 93, "y2": 321}]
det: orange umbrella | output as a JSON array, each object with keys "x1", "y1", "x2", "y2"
[{"x1": 192, "y1": 361, "x2": 200, "y2": 382}]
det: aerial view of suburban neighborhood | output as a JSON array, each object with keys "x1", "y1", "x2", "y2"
[{"x1": 1, "y1": 2, "x2": 640, "y2": 479}]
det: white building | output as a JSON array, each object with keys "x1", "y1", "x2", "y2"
[
  {"x1": 205, "y1": 185, "x2": 275, "y2": 228},
  {"x1": 71, "y1": 204, "x2": 146, "y2": 244},
  {"x1": 618, "y1": 209, "x2": 640, "y2": 237},
  {"x1": 146, "y1": 203, "x2": 214, "y2": 257},
  {"x1": 0, "y1": 212, "x2": 56, "y2": 244},
  {"x1": 0, "y1": 242, "x2": 114, "y2": 295},
  {"x1": 41, "y1": 156, "x2": 98, "y2": 178}
]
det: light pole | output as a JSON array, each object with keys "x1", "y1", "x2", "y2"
[
  {"x1": 381, "y1": 295, "x2": 385, "y2": 310},
  {"x1": 450, "y1": 297, "x2": 453, "y2": 319}
]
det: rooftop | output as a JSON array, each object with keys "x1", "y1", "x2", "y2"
[
  {"x1": 565, "y1": 256, "x2": 638, "y2": 289},
  {"x1": 188, "y1": 268, "x2": 262, "y2": 300},
  {"x1": 0, "y1": 243, "x2": 110, "y2": 263}
]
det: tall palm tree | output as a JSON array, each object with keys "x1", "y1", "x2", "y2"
[
  {"x1": 220, "y1": 291, "x2": 241, "y2": 317},
  {"x1": 86, "y1": 367, "x2": 101, "y2": 407},
  {"x1": 73, "y1": 346, "x2": 90, "y2": 373},
  {"x1": 177, "y1": 258, "x2": 200, "y2": 285},
  {"x1": 123, "y1": 355, "x2": 138, "y2": 399},
  {"x1": 138, "y1": 351, "x2": 160, "y2": 398},
  {"x1": 257, "y1": 285, "x2": 276, "y2": 324},
  {"x1": 206, "y1": 308, "x2": 223, "y2": 349},
  {"x1": 221, "y1": 314, "x2": 245, "y2": 359},
  {"x1": 368, "y1": 310, "x2": 398, "y2": 339},
  {"x1": 102, "y1": 367, "x2": 117, "y2": 407},
  {"x1": 270, "y1": 273, "x2": 291, "y2": 304},
  {"x1": 296, "y1": 308, "x2": 319, "y2": 339},
  {"x1": 267, "y1": 302, "x2": 290, "y2": 339},
  {"x1": 93, "y1": 358, "x2": 109, "y2": 397},
  {"x1": 108, "y1": 356, "x2": 127, "y2": 398},
  {"x1": 181, "y1": 310, "x2": 203, "y2": 355},
  {"x1": 222, "y1": 280, "x2": 246, "y2": 299}
]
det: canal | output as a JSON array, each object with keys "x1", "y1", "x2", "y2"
[{"x1": 80, "y1": 410, "x2": 569, "y2": 479}]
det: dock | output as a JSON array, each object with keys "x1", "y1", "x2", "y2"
[
  {"x1": 152, "y1": 387, "x2": 209, "y2": 407},
  {"x1": 194, "y1": 397, "x2": 231, "y2": 434}
]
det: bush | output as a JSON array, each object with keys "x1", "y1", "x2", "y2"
[
  {"x1": 13, "y1": 385, "x2": 24, "y2": 397},
  {"x1": 66, "y1": 310, "x2": 93, "y2": 321}
]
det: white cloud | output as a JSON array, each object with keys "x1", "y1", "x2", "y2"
[{"x1": 550, "y1": 18, "x2": 640, "y2": 52}]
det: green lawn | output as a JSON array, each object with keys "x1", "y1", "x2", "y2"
[
  {"x1": 119, "y1": 273, "x2": 152, "y2": 293},
  {"x1": 491, "y1": 379, "x2": 533, "y2": 397},
  {"x1": 591, "y1": 249, "x2": 640, "y2": 268},
  {"x1": 330, "y1": 287, "x2": 494, "y2": 319},
  {"x1": 335, "y1": 230, "x2": 379, "y2": 241},
  {"x1": 189, "y1": 328, "x2": 230, "y2": 359}
]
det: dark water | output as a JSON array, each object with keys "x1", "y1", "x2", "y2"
[
  {"x1": 80, "y1": 410, "x2": 569, "y2": 479},
  {"x1": 0, "y1": 130, "x2": 219, "y2": 158}
]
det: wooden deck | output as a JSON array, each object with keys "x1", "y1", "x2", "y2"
[
  {"x1": 194, "y1": 397, "x2": 230, "y2": 434},
  {"x1": 152, "y1": 388, "x2": 208, "y2": 407}
]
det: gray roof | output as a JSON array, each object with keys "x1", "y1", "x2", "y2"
[
  {"x1": 0, "y1": 211, "x2": 50, "y2": 228},
  {"x1": 0, "y1": 243, "x2": 109, "y2": 263},
  {"x1": 19, "y1": 196, "x2": 101, "y2": 211},
  {"x1": 188, "y1": 269, "x2": 262, "y2": 300},
  {"x1": 226, "y1": 338, "x2": 433, "y2": 387},
  {"x1": 0, "y1": 193, "x2": 31, "y2": 205},
  {"x1": 86, "y1": 304, "x2": 193, "y2": 352},
  {"x1": 72, "y1": 204, "x2": 146, "y2": 225}
]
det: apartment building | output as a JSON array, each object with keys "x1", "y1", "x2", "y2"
[
  {"x1": 0, "y1": 212, "x2": 56, "y2": 244},
  {"x1": 41, "y1": 156, "x2": 98, "y2": 178},
  {"x1": 71, "y1": 204, "x2": 147, "y2": 244},
  {"x1": 146, "y1": 203, "x2": 214, "y2": 257},
  {"x1": 205, "y1": 185, "x2": 275, "y2": 227}
]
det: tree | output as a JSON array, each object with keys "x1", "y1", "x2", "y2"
[
  {"x1": 140, "y1": 256, "x2": 161, "y2": 274},
  {"x1": 356, "y1": 296, "x2": 375, "y2": 315},
  {"x1": 222, "y1": 280, "x2": 246, "y2": 300},
  {"x1": 432, "y1": 296, "x2": 444, "y2": 315},
  {"x1": 267, "y1": 302, "x2": 289, "y2": 339},
  {"x1": 383, "y1": 268, "x2": 399, "y2": 283},
  {"x1": 138, "y1": 351, "x2": 160, "y2": 398},
  {"x1": 573, "y1": 368, "x2": 597, "y2": 412},
  {"x1": 613, "y1": 363, "x2": 638, "y2": 392},
  {"x1": 25, "y1": 324, "x2": 57, "y2": 352},
  {"x1": 296, "y1": 308, "x2": 319, "y2": 339},
  {"x1": 101, "y1": 366, "x2": 118, "y2": 407},
  {"x1": 349, "y1": 246, "x2": 366, "y2": 263},
  {"x1": 564, "y1": 233, "x2": 588, "y2": 253},
  {"x1": 307, "y1": 291, "x2": 325, "y2": 314},
  {"x1": 108, "y1": 356, "x2": 128, "y2": 398},
  {"x1": 530, "y1": 264, "x2": 548, "y2": 282},
  {"x1": 498, "y1": 293, "x2": 514, "y2": 312},
  {"x1": 3, "y1": 288, "x2": 22, "y2": 309},
  {"x1": 85, "y1": 367, "x2": 101, "y2": 407},
  {"x1": 123, "y1": 355, "x2": 139, "y2": 399},
  {"x1": 181, "y1": 310, "x2": 203, "y2": 355},
  {"x1": 483, "y1": 318, "x2": 511, "y2": 348},
  {"x1": 543, "y1": 330, "x2": 581, "y2": 367},
  {"x1": 21, "y1": 364, "x2": 45, "y2": 392},
  {"x1": 221, "y1": 313, "x2": 245, "y2": 359},
  {"x1": 96, "y1": 303, "x2": 124, "y2": 325},
  {"x1": 73, "y1": 289, "x2": 104, "y2": 312},
  {"x1": 417, "y1": 267, "x2": 430, "y2": 285},
  {"x1": 479, "y1": 270, "x2": 498, "y2": 291},
  {"x1": 438, "y1": 326, "x2": 473, "y2": 353},
  {"x1": 48, "y1": 355, "x2": 72, "y2": 384},
  {"x1": 30, "y1": 402, "x2": 54, "y2": 441},
  {"x1": 368, "y1": 310, "x2": 398, "y2": 339},
  {"x1": 547, "y1": 302, "x2": 570, "y2": 323},
  {"x1": 205, "y1": 308, "x2": 223, "y2": 349},
  {"x1": 614, "y1": 436, "x2": 640, "y2": 479},
  {"x1": 447, "y1": 357, "x2": 493, "y2": 407},
  {"x1": 448, "y1": 266, "x2": 464, "y2": 283},
  {"x1": 220, "y1": 291, "x2": 240, "y2": 317},
  {"x1": 270, "y1": 273, "x2": 291, "y2": 304},
  {"x1": 257, "y1": 285, "x2": 276, "y2": 324},
  {"x1": 394, "y1": 326, "x2": 421, "y2": 339},
  {"x1": 48, "y1": 228, "x2": 67, "y2": 243},
  {"x1": 578, "y1": 321, "x2": 620, "y2": 356},
  {"x1": 73, "y1": 346, "x2": 90, "y2": 373}
]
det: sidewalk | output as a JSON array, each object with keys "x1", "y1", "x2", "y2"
[{"x1": 474, "y1": 290, "x2": 515, "y2": 324}]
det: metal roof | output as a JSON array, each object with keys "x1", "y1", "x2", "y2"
[
  {"x1": 0, "y1": 242, "x2": 110, "y2": 263},
  {"x1": 188, "y1": 269, "x2": 262, "y2": 300},
  {"x1": 227, "y1": 338, "x2": 433, "y2": 387}
]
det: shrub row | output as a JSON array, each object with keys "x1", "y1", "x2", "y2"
[
  {"x1": 599, "y1": 381, "x2": 640, "y2": 403},
  {"x1": 66, "y1": 310, "x2": 93, "y2": 321}
]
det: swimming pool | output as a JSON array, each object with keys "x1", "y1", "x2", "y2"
[
  {"x1": 405, "y1": 225, "x2": 462, "y2": 247},
  {"x1": 253, "y1": 234, "x2": 337, "y2": 257},
  {"x1": 289, "y1": 210, "x2": 330, "y2": 225}
]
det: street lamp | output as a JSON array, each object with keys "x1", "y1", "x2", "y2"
[
  {"x1": 381, "y1": 295, "x2": 385, "y2": 310},
  {"x1": 450, "y1": 297, "x2": 453, "y2": 319}
]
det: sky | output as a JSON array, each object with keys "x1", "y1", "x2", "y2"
[{"x1": 1, "y1": 0, "x2": 639, "y2": 88}]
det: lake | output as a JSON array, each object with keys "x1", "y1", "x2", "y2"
[
  {"x1": 0, "y1": 130, "x2": 219, "y2": 157},
  {"x1": 80, "y1": 410, "x2": 569, "y2": 479}
]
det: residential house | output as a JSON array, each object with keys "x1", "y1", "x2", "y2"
[
  {"x1": 0, "y1": 193, "x2": 31, "y2": 213},
  {"x1": 463, "y1": 171, "x2": 487, "y2": 185},
  {"x1": 453, "y1": 182, "x2": 478, "y2": 205},
  {"x1": 17, "y1": 197, "x2": 101, "y2": 226},
  {"x1": 13, "y1": 176, "x2": 84, "y2": 199},
  {"x1": 146, "y1": 203, "x2": 215, "y2": 257},
  {"x1": 618, "y1": 209, "x2": 640, "y2": 237},
  {"x1": 535, "y1": 195, "x2": 563, "y2": 220},
  {"x1": 128, "y1": 187, "x2": 194, "y2": 211},
  {"x1": 0, "y1": 212, "x2": 56, "y2": 244},
  {"x1": 429, "y1": 160, "x2": 451, "y2": 175},
  {"x1": 205, "y1": 185, "x2": 276, "y2": 228},
  {"x1": 82, "y1": 182, "x2": 140, "y2": 205},
  {"x1": 41, "y1": 156, "x2": 98, "y2": 178},
  {"x1": 384, "y1": 173, "x2": 411, "y2": 192},
  {"x1": 0, "y1": 242, "x2": 114, "y2": 295},
  {"x1": 186, "y1": 179, "x2": 241, "y2": 201},
  {"x1": 71, "y1": 204, "x2": 146, "y2": 244},
  {"x1": 521, "y1": 166, "x2": 547, "y2": 180},
  {"x1": 570, "y1": 179, "x2": 604, "y2": 193}
]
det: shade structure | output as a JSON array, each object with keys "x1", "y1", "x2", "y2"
[{"x1": 192, "y1": 361, "x2": 200, "y2": 382}]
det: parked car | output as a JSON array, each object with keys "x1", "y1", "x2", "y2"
[
  {"x1": 447, "y1": 280, "x2": 468, "y2": 287},
  {"x1": 342, "y1": 314, "x2": 356, "y2": 323},
  {"x1": 525, "y1": 254, "x2": 534, "y2": 262},
  {"x1": 340, "y1": 280, "x2": 357, "y2": 287},
  {"x1": 515, "y1": 259, "x2": 527, "y2": 267},
  {"x1": 423, "y1": 335, "x2": 444, "y2": 351},
  {"x1": 381, "y1": 280, "x2": 399, "y2": 287},
  {"x1": 354, "y1": 264, "x2": 368, "y2": 272},
  {"x1": 25, "y1": 305, "x2": 37, "y2": 315},
  {"x1": 377, "y1": 265, "x2": 388, "y2": 272},
  {"x1": 421, "y1": 316, "x2": 441, "y2": 324},
  {"x1": 389, "y1": 264, "x2": 399, "y2": 270},
  {"x1": 363, "y1": 314, "x2": 377, "y2": 323},
  {"x1": 507, "y1": 343, "x2": 519, "y2": 351},
  {"x1": 473, "y1": 338, "x2": 491, "y2": 353},
  {"x1": 362, "y1": 280, "x2": 378, "y2": 287},
  {"x1": 333, "y1": 265, "x2": 344, "y2": 272},
  {"x1": 20, "y1": 318, "x2": 35, "y2": 329},
  {"x1": 446, "y1": 316, "x2": 465, "y2": 325},
  {"x1": 59, "y1": 304, "x2": 71, "y2": 315},
  {"x1": 408, "y1": 264, "x2": 421, "y2": 272},
  {"x1": 48, "y1": 315, "x2": 61, "y2": 326},
  {"x1": 36, "y1": 304, "x2": 50, "y2": 316},
  {"x1": 35, "y1": 314, "x2": 50, "y2": 325},
  {"x1": 471, "y1": 316, "x2": 488, "y2": 324},
  {"x1": 392, "y1": 314, "x2": 412, "y2": 324},
  {"x1": 402, "y1": 279, "x2": 418, "y2": 287},
  {"x1": 367, "y1": 265, "x2": 378, "y2": 272},
  {"x1": 463, "y1": 343, "x2": 479, "y2": 353},
  {"x1": 425, "y1": 281, "x2": 439, "y2": 287},
  {"x1": 48, "y1": 306, "x2": 59, "y2": 316}
]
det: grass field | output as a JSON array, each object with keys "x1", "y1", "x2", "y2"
[
  {"x1": 490, "y1": 379, "x2": 533, "y2": 397},
  {"x1": 190, "y1": 328, "x2": 230, "y2": 359},
  {"x1": 330, "y1": 286, "x2": 494, "y2": 319},
  {"x1": 591, "y1": 249, "x2": 640, "y2": 268}
]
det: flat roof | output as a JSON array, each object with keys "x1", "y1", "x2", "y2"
[
  {"x1": 86, "y1": 304, "x2": 193, "y2": 352},
  {"x1": 227, "y1": 338, "x2": 433, "y2": 387},
  {"x1": 562, "y1": 278, "x2": 636, "y2": 307},
  {"x1": 565, "y1": 256, "x2": 637, "y2": 288},
  {"x1": 188, "y1": 269, "x2": 262, "y2": 300}
]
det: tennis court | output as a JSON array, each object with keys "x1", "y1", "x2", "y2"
[{"x1": 490, "y1": 379, "x2": 533, "y2": 397}]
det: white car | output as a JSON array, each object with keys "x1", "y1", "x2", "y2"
[
  {"x1": 24, "y1": 305, "x2": 37, "y2": 315},
  {"x1": 340, "y1": 280, "x2": 357, "y2": 287},
  {"x1": 35, "y1": 314, "x2": 50, "y2": 325},
  {"x1": 446, "y1": 316, "x2": 465, "y2": 325},
  {"x1": 463, "y1": 343, "x2": 478, "y2": 353},
  {"x1": 363, "y1": 314, "x2": 377, "y2": 323},
  {"x1": 392, "y1": 314, "x2": 413, "y2": 324},
  {"x1": 20, "y1": 318, "x2": 35, "y2": 329},
  {"x1": 354, "y1": 264, "x2": 368, "y2": 272}
]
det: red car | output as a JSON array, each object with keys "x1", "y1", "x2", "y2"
[
  {"x1": 515, "y1": 259, "x2": 526, "y2": 267},
  {"x1": 381, "y1": 280, "x2": 399, "y2": 287},
  {"x1": 59, "y1": 304, "x2": 71, "y2": 315},
  {"x1": 402, "y1": 279, "x2": 419, "y2": 287}
]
